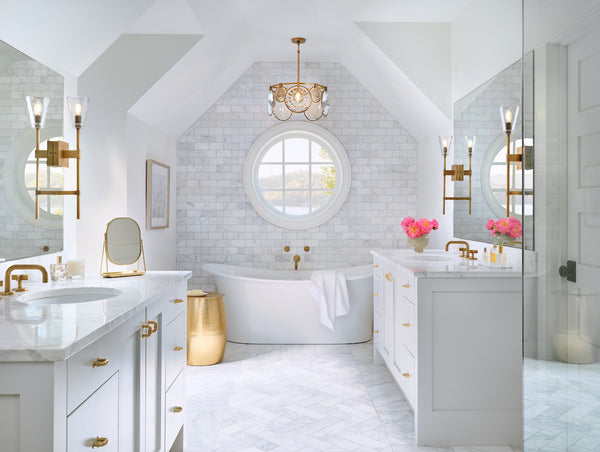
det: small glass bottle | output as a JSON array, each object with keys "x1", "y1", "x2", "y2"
[
  {"x1": 490, "y1": 246, "x2": 497, "y2": 263},
  {"x1": 482, "y1": 247, "x2": 488, "y2": 263},
  {"x1": 50, "y1": 256, "x2": 67, "y2": 281}
]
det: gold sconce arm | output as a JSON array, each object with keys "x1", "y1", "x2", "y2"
[{"x1": 441, "y1": 136, "x2": 474, "y2": 215}]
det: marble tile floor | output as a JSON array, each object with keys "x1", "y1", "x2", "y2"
[
  {"x1": 523, "y1": 358, "x2": 600, "y2": 451},
  {"x1": 184, "y1": 341, "x2": 521, "y2": 452}
]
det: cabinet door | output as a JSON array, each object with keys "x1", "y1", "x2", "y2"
[
  {"x1": 67, "y1": 373, "x2": 119, "y2": 451},
  {"x1": 383, "y1": 269, "x2": 395, "y2": 363},
  {"x1": 143, "y1": 307, "x2": 164, "y2": 452}
]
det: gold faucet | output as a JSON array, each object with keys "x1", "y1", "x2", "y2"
[
  {"x1": 445, "y1": 240, "x2": 470, "y2": 257},
  {"x1": 499, "y1": 240, "x2": 522, "y2": 253},
  {"x1": 293, "y1": 255, "x2": 301, "y2": 271},
  {"x1": 2, "y1": 265, "x2": 49, "y2": 296}
]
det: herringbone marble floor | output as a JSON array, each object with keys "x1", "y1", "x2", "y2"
[{"x1": 184, "y1": 341, "x2": 521, "y2": 452}]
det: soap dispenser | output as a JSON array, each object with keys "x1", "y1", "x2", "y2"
[{"x1": 50, "y1": 256, "x2": 67, "y2": 281}]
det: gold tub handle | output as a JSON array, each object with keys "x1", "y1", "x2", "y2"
[
  {"x1": 92, "y1": 358, "x2": 109, "y2": 368},
  {"x1": 91, "y1": 436, "x2": 108, "y2": 448}
]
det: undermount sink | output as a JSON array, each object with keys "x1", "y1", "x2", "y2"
[{"x1": 17, "y1": 287, "x2": 122, "y2": 305}]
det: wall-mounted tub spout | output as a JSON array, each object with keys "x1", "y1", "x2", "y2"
[{"x1": 293, "y1": 255, "x2": 301, "y2": 271}]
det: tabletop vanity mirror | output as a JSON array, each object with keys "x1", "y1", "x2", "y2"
[{"x1": 101, "y1": 217, "x2": 146, "y2": 278}]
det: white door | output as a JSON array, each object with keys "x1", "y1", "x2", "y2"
[{"x1": 566, "y1": 26, "x2": 600, "y2": 362}]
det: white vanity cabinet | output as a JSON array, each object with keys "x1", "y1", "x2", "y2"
[
  {"x1": 371, "y1": 250, "x2": 522, "y2": 447},
  {"x1": 0, "y1": 272, "x2": 190, "y2": 452}
]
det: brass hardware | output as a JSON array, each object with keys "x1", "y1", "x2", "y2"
[
  {"x1": 174, "y1": 346, "x2": 184, "y2": 352},
  {"x1": 373, "y1": 264, "x2": 379, "y2": 268},
  {"x1": 92, "y1": 358, "x2": 109, "y2": 368},
  {"x1": 293, "y1": 255, "x2": 301, "y2": 271},
  {"x1": 467, "y1": 249, "x2": 479, "y2": 260},
  {"x1": 284, "y1": 246, "x2": 290, "y2": 252},
  {"x1": 441, "y1": 136, "x2": 473, "y2": 215},
  {"x1": 385, "y1": 273, "x2": 393, "y2": 282},
  {"x1": 373, "y1": 330, "x2": 379, "y2": 334},
  {"x1": 499, "y1": 240, "x2": 522, "y2": 253},
  {"x1": 91, "y1": 436, "x2": 108, "y2": 448},
  {"x1": 402, "y1": 372, "x2": 410, "y2": 378},
  {"x1": 172, "y1": 406, "x2": 183, "y2": 413},
  {"x1": 402, "y1": 323, "x2": 410, "y2": 327},
  {"x1": 174, "y1": 298, "x2": 184, "y2": 304},
  {"x1": 459, "y1": 247, "x2": 468, "y2": 258},
  {"x1": 445, "y1": 240, "x2": 470, "y2": 257},
  {"x1": 2, "y1": 265, "x2": 48, "y2": 296},
  {"x1": 148, "y1": 320, "x2": 158, "y2": 333},
  {"x1": 11, "y1": 274, "x2": 29, "y2": 292},
  {"x1": 402, "y1": 284, "x2": 410, "y2": 289},
  {"x1": 501, "y1": 105, "x2": 520, "y2": 216},
  {"x1": 373, "y1": 293, "x2": 379, "y2": 296},
  {"x1": 141, "y1": 323, "x2": 152, "y2": 338},
  {"x1": 42, "y1": 245, "x2": 50, "y2": 252},
  {"x1": 304, "y1": 246, "x2": 310, "y2": 252}
]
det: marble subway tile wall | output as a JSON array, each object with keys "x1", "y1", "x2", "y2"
[{"x1": 176, "y1": 62, "x2": 417, "y2": 290}]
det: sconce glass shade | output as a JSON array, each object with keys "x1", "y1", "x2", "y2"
[
  {"x1": 25, "y1": 96, "x2": 50, "y2": 128},
  {"x1": 464, "y1": 136, "x2": 476, "y2": 152},
  {"x1": 439, "y1": 136, "x2": 453, "y2": 156},
  {"x1": 499, "y1": 105, "x2": 519, "y2": 134},
  {"x1": 67, "y1": 96, "x2": 89, "y2": 127}
]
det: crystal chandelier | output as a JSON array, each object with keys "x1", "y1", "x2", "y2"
[{"x1": 268, "y1": 37, "x2": 329, "y2": 121}]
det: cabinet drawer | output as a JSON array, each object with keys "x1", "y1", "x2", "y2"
[
  {"x1": 163, "y1": 282, "x2": 187, "y2": 325},
  {"x1": 396, "y1": 271, "x2": 415, "y2": 302},
  {"x1": 165, "y1": 311, "x2": 187, "y2": 389},
  {"x1": 399, "y1": 346, "x2": 416, "y2": 409},
  {"x1": 67, "y1": 330, "x2": 121, "y2": 414},
  {"x1": 67, "y1": 372, "x2": 119, "y2": 451},
  {"x1": 400, "y1": 297, "x2": 416, "y2": 356},
  {"x1": 165, "y1": 369, "x2": 185, "y2": 451}
]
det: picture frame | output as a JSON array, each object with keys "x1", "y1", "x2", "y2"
[{"x1": 146, "y1": 159, "x2": 170, "y2": 229}]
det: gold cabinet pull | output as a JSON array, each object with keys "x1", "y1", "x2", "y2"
[
  {"x1": 402, "y1": 284, "x2": 410, "y2": 288},
  {"x1": 92, "y1": 358, "x2": 109, "y2": 368},
  {"x1": 385, "y1": 273, "x2": 393, "y2": 282},
  {"x1": 402, "y1": 322, "x2": 410, "y2": 328},
  {"x1": 373, "y1": 264, "x2": 379, "y2": 268},
  {"x1": 174, "y1": 298, "x2": 184, "y2": 304},
  {"x1": 174, "y1": 346, "x2": 184, "y2": 352},
  {"x1": 148, "y1": 320, "x2": 158, "y2": 333},
  {"x1": 373, "y1": 330, "x2": 379, "y2": 334},
  {"x1": 91, "y1": 436, "x2": 109, "y2": 448},
  {"x1": 172, "y1": 406, "x2": 183, "y2": 413},
  {"x1": 402, "y1": 372, "x2": 410, "y2": 378},
  {"x1": 373, "y1": 293, "x2": 379, "y2": 297},
  {"x1": 141, "y1": 323, "x2": 152, "y2": 338}
]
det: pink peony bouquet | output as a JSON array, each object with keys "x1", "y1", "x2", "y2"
[
  {"x1": 486, "y1": 217, "x2": 522, "y2": 238},
  {"x1": 401, "y1": 217, "x2": 439, "y2": 238}
]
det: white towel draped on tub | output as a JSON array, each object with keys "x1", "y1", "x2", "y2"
[{"x1": 310, "y1": 270, "x2": 350, "y2": 331}]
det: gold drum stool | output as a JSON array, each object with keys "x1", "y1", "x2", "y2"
[{"x1": 187, "y1": 291, "x2": 227, "y2": 365}]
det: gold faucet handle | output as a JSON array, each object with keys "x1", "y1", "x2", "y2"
[
  {"x1": 11, "y1": 274, "x2": 29, "y2": 292},
  {"x1": 459, "y1": 247, "x2": 468, "y2": 258},
  {"x1": 468, "y1": 250, "x2": 478, "y2": 260}
]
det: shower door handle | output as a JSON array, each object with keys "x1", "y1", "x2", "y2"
[{"x1": 559, "y1": 260, "x2": 576, "y2": 283}]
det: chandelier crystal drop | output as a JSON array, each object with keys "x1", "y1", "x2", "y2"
[{"x1": 268, "y1": 37, "x2": 329, "y2": 121}]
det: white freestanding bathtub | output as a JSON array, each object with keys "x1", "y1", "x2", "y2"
[{"x1": 202, "y1": 263, "x2": 373, "y2": 344}]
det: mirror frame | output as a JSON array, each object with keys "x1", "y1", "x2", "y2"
[{"x1": 101, "y1": 217, "x2": 146, "y2": 278}]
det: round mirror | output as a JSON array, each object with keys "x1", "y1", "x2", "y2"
[{"x1": 105, "y1": 217, "x2": 142, "y2": 265}]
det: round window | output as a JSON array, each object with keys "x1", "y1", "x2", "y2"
[
  {"x1": 481, "y1": 134, "x2": 533, "y2": 218},
  {"x1": 244, "y1": 122, "x2": 351, "y2": 229}
]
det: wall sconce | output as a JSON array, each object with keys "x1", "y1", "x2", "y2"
[
  {"x1": 441, "y1": 136, "x2": 474, "y2": 215},
  {"x1": 500, "y1": 105, "x2": 520, "y2": 217},
  {"x1": 26, "y1": 96, "x2": 88, "y2": 219}
]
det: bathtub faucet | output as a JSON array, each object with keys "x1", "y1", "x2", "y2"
[{"x1": 293, "y1": 255, "x2": 300, "y2": 271}]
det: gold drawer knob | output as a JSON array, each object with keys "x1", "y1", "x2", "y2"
[
  {"x1": 92, "y1": 358, "x2": 109, "y2": 368},
  {"x1": 172, "y1": 406, "x2": 183, "y2": 413},
  {"x1": 373, "y1": 330, "x2": 379, "y2": 334},
  {"x1": 402, "y1": 284, "x2": 410, "y2": 288},
  {"x1": 402, "y1": 323, "x2": 410, "y2": 328},
  {"x1": 385, "y1": 273, "x2": 393, "y2": 282},
  {"x1": 402, "y1": 372, "x2": 410, "y2": 378},
  {"x1": 91, "y1": 436, "x2": 109, "y2": 448},
  {"x1": 373, "y1": 264, "x2": 379, "y2": 268},
  {"x1": 174, "y1": 298, "x2": 184, "y2": 304},
  {"x1": 174, "y1": 346, "x2": 184, "y2": 352},
  {"x1": 148, "y1": 320, "x2": 158, "y2": 333},
  {"x1": 373, "y1": 292, "x2": 379, "y2": 297}
]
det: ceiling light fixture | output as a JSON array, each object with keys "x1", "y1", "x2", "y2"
[{"x1": 268, "y1": 37, "x2": 329, "y2": 121}]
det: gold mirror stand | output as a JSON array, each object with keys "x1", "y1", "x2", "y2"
[{"x1": 100, "y1": 236, "x2": 146, "y2": 278}]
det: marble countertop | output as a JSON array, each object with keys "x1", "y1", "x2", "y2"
[
  {"x1": 371, "y1": 249, "x2": 521, "y2": 277},
  {"x1": 0, "y1": 271, "x2": 191, "y2": 362}
]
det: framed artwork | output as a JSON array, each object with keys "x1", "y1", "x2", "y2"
[{"x1": 146, "y1": 159, "x2": 170, "y2": 229}]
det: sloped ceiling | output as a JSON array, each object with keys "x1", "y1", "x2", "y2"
[{"x1": 0, "y1": 0, "x2": 474, "y2": 139}]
